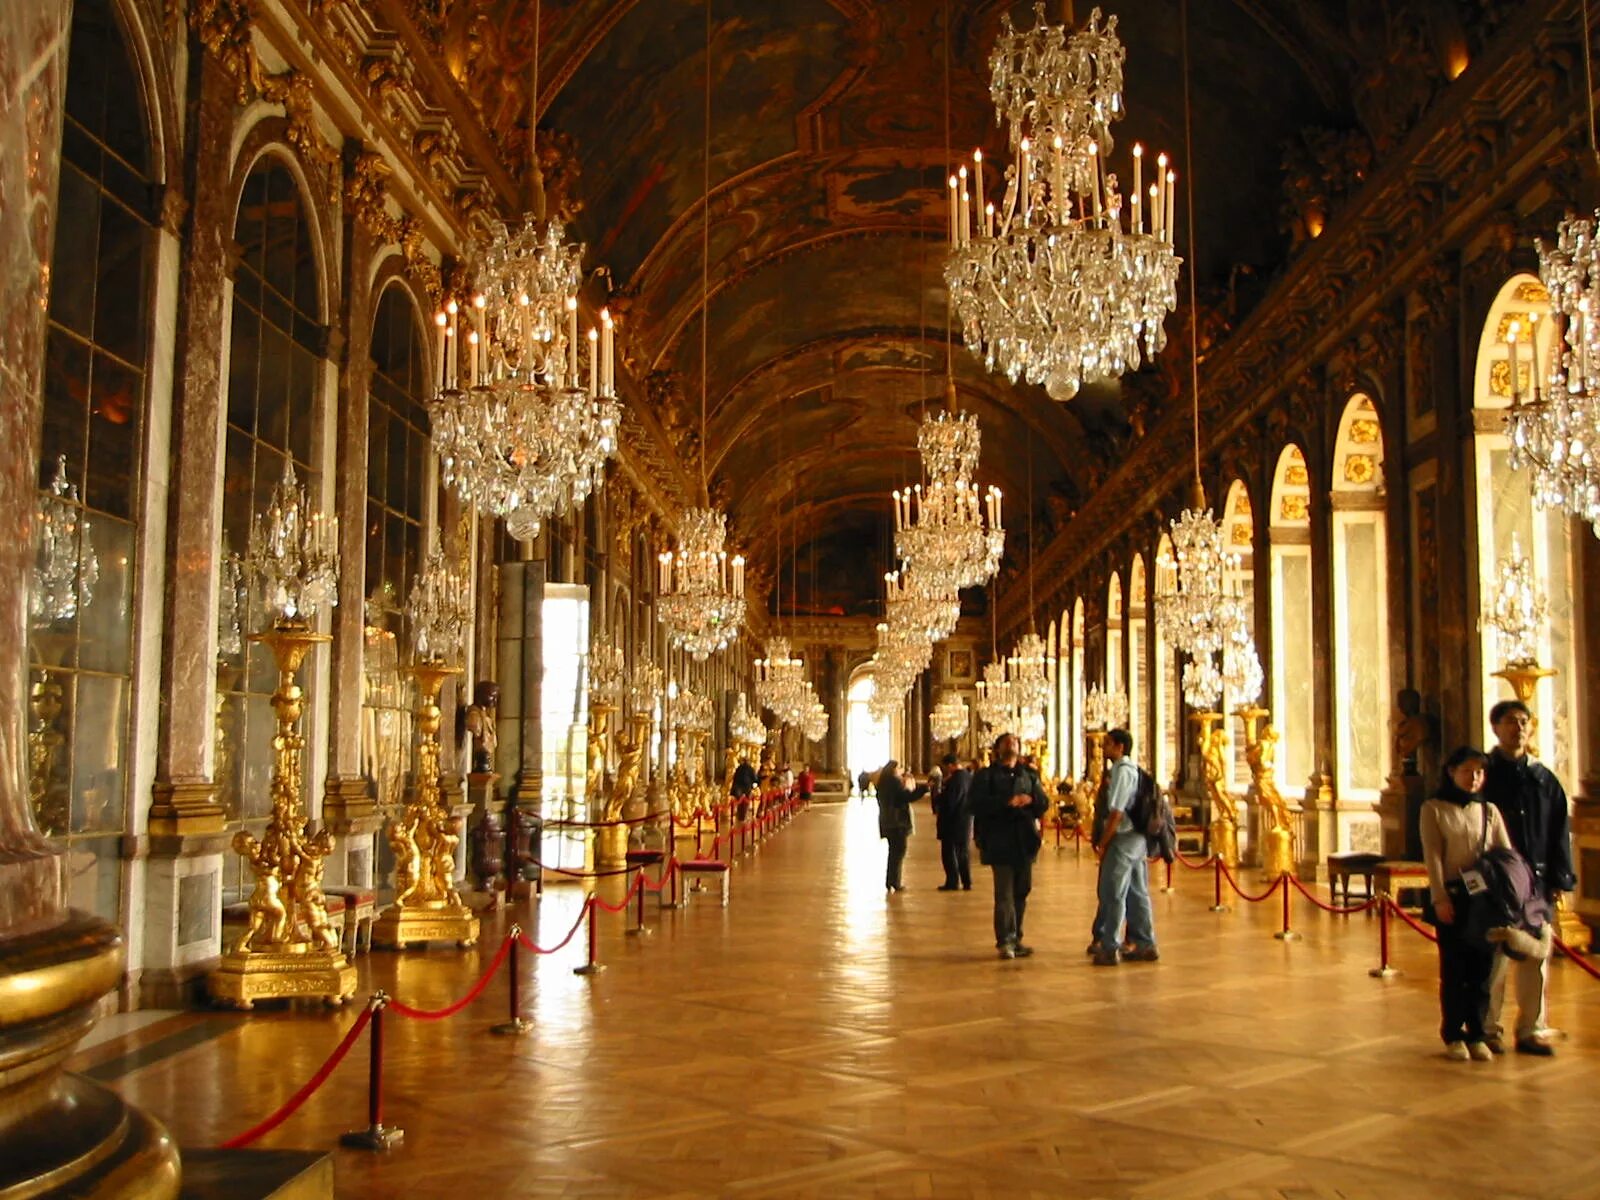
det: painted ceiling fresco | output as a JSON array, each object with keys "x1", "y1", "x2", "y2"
[{"x1": 439, "y1": 0, "x2": 1487, "y2": 608}]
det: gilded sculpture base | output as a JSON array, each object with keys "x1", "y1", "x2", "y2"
[
  {"x1": 370, "y1": 903, "x2": 480, "y2": 950},
  {"x1": 0, "y1": 913, "x2": 182, "y2": 1198},
  {"x1": 208, "y1": 944, "x2": 357, "y2": 1010},
  {"x1": 595, "y1": 822, "x2": 629, "y2": 871}
]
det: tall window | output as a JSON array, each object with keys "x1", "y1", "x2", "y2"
[
  {"x1": 1332, "y1": 396, "x2": 1390, "y2": 798},
  {"x1": 1056, "y1": 607, "x2": 1072, "y2": 776},
  {"x1": 218, "y1": 158, "x2": 324, "y2": 831},
  {"x1": 1154, "y1": 533, "x2": 1179, "y2": 784},
  {"x1": 1471, "y1": 276, "x2": 1581, "y2": 783},
  {"x1": 1105, "y1": 572, "x2": 1123, "y2": 697},
  {"x1": 31, "y1": 0, "x2": 154, "y2": 923},
  {"x1": 1070, "y1": 598, "x2": 1085, "y2": 776},
  {"x1": 1269, "y1": 446, "x2": 1314, "y2": 789},
  {"x1": 1128, "y1": 554, "x2": 1147, "y2": 750},
  {"x1": 1045, "y1": 618, "x2": 1059, "y2": 772}
]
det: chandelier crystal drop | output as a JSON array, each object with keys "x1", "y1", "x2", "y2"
[
  {"x1": 657, "y1": 507, "x2": 746, "y2": 660},
  {"x1": 246, "y1": 459, "x2": 339, "y2": 625},
  {"x1": 430, "y1": 217, "x2": 621, "y2": 541},
  {"x1": 406, "y1": 546, "x2": 471, "y2": 664},
  {"x1": 31, "y1": 455, "x2": 99, "y2": 624},
  {"x1": 946, "y1": 4, "x2": 1181, "y2": 401},
  {"x1": 930, "y1": 691, "x2": 970, "y2": 742},
  {"x1": 1507, "y1": 232, "x2": 1600, "y2": 534}
]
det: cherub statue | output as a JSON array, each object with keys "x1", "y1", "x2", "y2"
[
  {"x1": 233, "y1": 830, "x2": 290, "y2": 952},
  {"x1": 294, "y1": 828, "x2": 340, "y2": 951},
  {"x1": 1246, "y1": 724, "x2": 1295, "y2": 879},
  {"x1": 429, "y1": 816, "x2": 460, "y2": 906},
  {"x1": 1202, "y1": 725, "x2": 1238, "y2": 866},
  {"x1": 389, "y1": 817, "x2": 423, "y2": 907}
]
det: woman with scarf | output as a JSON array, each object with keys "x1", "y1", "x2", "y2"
[
  {"x1": 876, "y1": 761, "x2": 927, "y2": 893},
  {"x1": 1420, "y1": 745, "x2": 1514, "y2": 1062}
]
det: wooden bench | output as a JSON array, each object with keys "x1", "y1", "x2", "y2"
[
  {"x1": 1326, "y1": 853, "x2": 1384, "y2": 905},
  {"x1": 324, "y1": 886, "x2": 377, "y2": 955},
  {"x1": 677, "y1": 858, "x2": 730, "y2": 907}
]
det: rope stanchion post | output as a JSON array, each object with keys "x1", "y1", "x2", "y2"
[
  {"x1": 627, "y1": 868, "x2": 652, "y2": 937},
  {"x1": 491, "y1": 926, "x2": 532, "y2": 1035},
  {"x1": 1273, "y1": 874, "x2": 1301, "y2": 941},
  {"x1": 1209, "y1": 855, "x2": 1228, "y2": 912},
  {"x1": 659, "y1": 856, "x2": 682, "y2": 910},
  {"x1": 1369, "y1": 894, "x2": 1398, "y2": 978},
  {"x1": 573, "y1": 898, "x2": 605, "y2": 976},
  {"x1": 340, "y1": 993, "x2": 404, "y2": 1152},
  {"x1": 1161, "y1": 857, "x2": 1174, "y2": 895}
]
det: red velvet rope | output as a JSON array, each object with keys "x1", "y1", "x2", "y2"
[
  {"x1": 517, "y1": 902, "x2": 593, "y2": 956},
  {"x1": 218, "y1": 1002, "x2": 374, "y2": 1149},
  {"x1": 541, "y1": 810, "x2": 666, "y2": 830},
  {"x1": 1174, "y1": 847, "x2": 1215, "y2": 870},
  {"x1": 639, "y1": 859, "x2": 680, "y2": 893},
  {"x1": 1554, "y1": 937, "x2": 1600, "y2": 981},
  {"x1": 1288, "y1": 875, "x2": 1382, "y2": 916},
  {"x1": 531, "y1": 860, "x2": 637, "y2": 879},
  {"x1": 387, "y1": 935, "x2": 513, "y2": 1022},
  {"x1": 1385, "y1": 897, "x2": 1440, "y2": 944},
  {"x1": 590, "y1": 871, "x2": 646, "y2": 914},
  {"x1": 1219, "y1": 863, "x2": 1285, "y2": 904}
]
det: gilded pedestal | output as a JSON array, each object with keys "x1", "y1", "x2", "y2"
[
  {"x1": 1193, "y1": 712, "x2": 1238, "y2": 869},
  {"x1": 372, "y1": 662, "x2": 480, "y2": 949},
  {"x1": 210, "y1": 624, "x2": 356, "y2": 1008}
]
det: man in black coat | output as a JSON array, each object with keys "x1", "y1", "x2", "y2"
[
  {"x1": 877, "y1": 761, "x2": 928, "y2": 892},
  {"x1": 971, "y1": 733, "x2": 1050, "y2": 958},
  {"x1": 1483, "y1": 699, "x2": 1576, "y2": 1056},
  {"x1": 732, "y1": 756, "x2": 759, "y2": 822},
  {"x1": 935, "y1": 754, "x2": 974, "y2": 891}
]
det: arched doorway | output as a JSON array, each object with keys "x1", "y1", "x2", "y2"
[{"x1": 846, "y1": 663, "x2": 896, "y2": 791}]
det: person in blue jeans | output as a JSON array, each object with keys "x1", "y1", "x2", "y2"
[{"x1": 1092, "y1": 728, "x2": 1158, "y2": 966}]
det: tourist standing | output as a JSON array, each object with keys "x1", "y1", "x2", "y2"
[
  {"x1": 1091, "y1": 729, "x2": 1157, "y2": 966},
  {"x1": 935, "y1": 754, "x2": 973, "y2": 891},
  {"x1": 797, "y1": 764, "x2": 814, "y2": 805},
  {"x1": 1421, "y1": 745, "x2": 1514, "y2": 1061},
  {"x1": 877, "y1": 761, "x2": 927, "y2": 893},
  {"x1": 732, "y1": 756, "x2": 758, "y2": 823},
  {"x1": 1483, "y1": 699, "x2": 1575, "y2": 1056},
  {"x1": 971, "y1": 734, "x2": 1049, "y2": 958}
]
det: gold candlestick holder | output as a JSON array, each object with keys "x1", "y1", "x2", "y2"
[
  {"x1": 373, "y1": 660, "x2": 480, "y2": 949},
  {"x1": 210, "y1": 621, "x2": 356, "y2": 1008}
]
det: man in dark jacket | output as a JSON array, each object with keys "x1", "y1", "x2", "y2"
[
  {"x1": 876, "y1": 761, "x2": 927, "y2": 892},
  {"x1": 935, "y1": 754, "x2": 974, "y2": 891},
  {"x1": 971, "y1": 733, "x2": 1049, "y2": 958},
  {"x1": 732, "y1": 757, "x2": 759, "y2": 823},
  {"x1": 1483, "y1": 699, "x2": 1576, "y2": 1056}
]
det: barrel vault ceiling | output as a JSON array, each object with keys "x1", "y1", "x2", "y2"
[{"x1": 408, "y1": 0, "x2": 1489, "y2": 614}]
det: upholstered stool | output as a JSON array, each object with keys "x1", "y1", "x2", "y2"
[
  {"x1": 222, "y1": 893, "x2": 347, "y2": 953},
  {"x1": 324, "y1": 886, "x2": 377, "y2": 954},
  {"x1": 1327, "y1": 852, "x2": 1384, "y2": 905},
  {"x1": 1375, "y1": 860, "x2": 1431, "y2": 911},
  {"x1": 677, "y1": 858, "x2": 730, "y2": 907}
]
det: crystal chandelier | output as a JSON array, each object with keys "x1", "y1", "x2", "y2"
[
  {"x1": 975, "y1": 660, "x2": 1015, "y2": 732},
  {"x1": 658, "y1": 508, "x2": 746, "y2": 660},
  {"x1": 1083, "y1": 684, "x2": 1128, "y2": 731},
  {"x1": 1154, "y1": 503, "x2": 1239, "y2": 662},
  {"x1": 217, "y1": 544, "x2": 245, "y2": 658},
  {"x1": 1007, "y1": 630, "x2": 1051, "y2": 714},
  {"x1": 894, "y1": 400, "x2": 1005, "y2": 589},
  {"x1": 1221, "y1": 625, "x2": 1263, "y2": 707},
  {"x1": 946, "y1": 4, "x2": 1180, "y2": 401},
  {"x1": 586, "y1": 635, "x2": 626, "y2": 708},
  {"x1": 31, "y1": 455, "x2": 99, "y2": 624},
  {"x1": 1510, "y1": 0, "x2": 1600, "y2": 537},
  {"x1": 674, "y1": 686, "x2": 713, "y2": 734},
  {"x1": 430, "y1": 219, "x2": 620, "y2": 542},
  {"x1": 627, "y1": 661, "x2": 663, "y2": 716},
  {"x1": 406, "y1": 546, "x2": 470, "y2": 663},
  {"x1": 930, "y1": 691, "x2": 970, "y2": 742},
  {"x1": 884, "y1": 567, "x2": 961, "y2": 643},
  {"x1": 729, "y1": 691, "x2": 766, "y2": 746},
  {"x1": 246, "y1": 460, "x2": 338, "y2": 624},
  {"x1": 755, "y1": 634, "x2": 812, "y2": 726},
  {"x1": 800, "y1": 698, "x2": 829, "y2": 743},
  {"x1": 1481, "y1": 534, "x2": 1549, "y2": 668}
]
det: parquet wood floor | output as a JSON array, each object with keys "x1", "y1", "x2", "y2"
[{"x1": 89, "y1": 802, "x2": 1600, "y2": 1198}]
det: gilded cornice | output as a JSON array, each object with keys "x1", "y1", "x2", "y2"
[{"x1": 997, "y1": 0, "x2": 1583, "y2": 638}]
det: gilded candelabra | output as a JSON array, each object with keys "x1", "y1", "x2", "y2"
[
  {"x1": 597, "y1": 709, "x2": 652, "y2": 869},
  {"x1": 372, "y1": 659, "x2": 480, "y2": 948},
  {"x1": 210, "y1": 622, "x2": 356, "y2": 1007},
  {"x1": 1067, "y1": 729, "x2": 1106, "y2": 832},
  {"x1": 1237, "y1": 706, "x2": 1294, "y2": 879},
  {"x1": 1193, "y1": 711, "x2": 1238, "y2": 870}
]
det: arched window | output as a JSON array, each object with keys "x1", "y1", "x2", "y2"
[
  {"x1": 1045, "y1": 618, "x2": 1059, "y2": 773},
  {"x1": 847, "y1": 665, "x2": 894, "y2": 783},
  {"x1": 1071, "y1": 597, "x2": 1085, "y2": 776},
  {"x1": 1332, "y1": 395, "x2": 1390, "y2": 798},
  {"x1": 1221, "y1": 479, "x2": 1255, "y2": 788},
  {"x1": 1057, "y1": 605, "x2": 1072, "y2": 776},
  {"x1": 31, "y1": 0, "x2": 156, "y2": 922},
  {"x1": 1128, "y1": 554, "x2": 1147, "y2": 749},
  {"x1": 1471, "y1": 276, "x2": 1580, "y2": 782},
  {"x1": 1154, "y1": 534, "x2": 1179, "y2": 784},
  {"x1": 1269, "y1": 445, "x2": 1314, "y2": 789},
  {"x1": 217, "y1": 157, "x2": 325, "y2": 828},
  {"x1": 1106, "y1": 572, "x2": 1123, "y2": 696}
]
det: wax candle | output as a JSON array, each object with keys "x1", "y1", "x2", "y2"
[
  {"x1": 567, "y1": 296, "x2": 579, "y2": 381},
  {"x1": 1020, "y1": 139, "x2": 1031, "y2": 225},
  {"x1": 589, "y1": 327, "x2": 599, "y2": 396},
  {"x1": 1132, "y1": 143, "x2": 1142, "y2": 225},
  {"x1": 1507, "y1": 322, "x2": 1520, "y2": 403},
  {"x1": 434, "y1": 312, "x2": 448, "y2": 391},
  {"x1": 973, "y1": 148, "x2": 984, "y2": 217},
  {"x1": 1166, "y1": 170, "x2": 1176, "y2": 246},
  {"x1": 948, "y1": 175, "x2": 959, "y2": 245}
]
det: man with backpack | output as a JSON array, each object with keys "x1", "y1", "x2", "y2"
[{"x1": 1091, "y1": 729, "x2": 1159, "y2": 966}]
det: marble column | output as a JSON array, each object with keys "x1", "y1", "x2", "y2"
[
  {"x1": 0, "y1": 3, "x2": 180, "y2": 1190},
  {"x1": 497, "y1": 557, "x2": 545, "y2": 887},
  {"x1": 321, "y1": 219, "x2": 380, "y2": 879}
]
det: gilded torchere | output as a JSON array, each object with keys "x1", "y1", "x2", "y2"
[
  {"x1": 209, "y1": 621, "x2": 357, "y2": 1007},
  {"x1": 1238, "y1": 706, "x2": 1294, "y2": 879},
  {"x1": 1193, "y1": 710, "x2": 1238, "y2": 870},
  {"x1": 372, "y1": 660, "x2": 480, "y2": 948}
]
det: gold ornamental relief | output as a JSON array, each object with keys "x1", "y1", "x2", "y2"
[
  {"x1": 1343, "y1": 454, "x2": 1376, "y2": 484},
  {"x1": 1280, "y1": 494, "x2": 1309, "y2": 522},
  {"x1": 1512, "y1": 281, "x2": 1551, "y2": 304},
  {"x1": 1488, "y1": 358, "x2": 1535, "y2": 398},
  {"x1": 1347, "y1": 417, "x2": 1381, "y2": 445},
  {"x1": 1284, "y1": 462, "x2": 1309, "y2": 486}
]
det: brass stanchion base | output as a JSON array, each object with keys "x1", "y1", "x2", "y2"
[
  {"x1": 1209, "y1": 904, "x2": 1230, "y2": 913},
  {"x1": 572, "y1": 963, "x2": 606, "y2": 976},
  {"x1": 339, "y1": 1124, "x2": 404, "y2": 1152},
  {"x1": 1274, "y1": 930, "x2": 1303, "y2": 941},
  {"x1": 490, "y1": 1017, "x2": 533, "y2": 1036},
  {"x1": 370, "y1": 903, "x2": 480, "y2": 950},
  {"x1": 208, "y1": 946, "x2": 357, "y2": 1009},
  {"x1": 1368, "y1": 966, "x2": 1399, "y2": 978}
]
